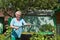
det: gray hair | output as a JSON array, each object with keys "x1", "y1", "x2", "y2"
[{"x1": 15, "y1": 11, "x2": 22, "y2": 15}]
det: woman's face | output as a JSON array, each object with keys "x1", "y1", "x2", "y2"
[{"x1": 15, "y1": 11, "x2": 21, "y2": 20}]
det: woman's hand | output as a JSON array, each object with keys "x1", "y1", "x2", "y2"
[
  {"x1": 26, "y1": 23, "x2": 31, "y2": 26},
  {"x1": 15, "y1": 27, "x2": 19, "y2": 30}
]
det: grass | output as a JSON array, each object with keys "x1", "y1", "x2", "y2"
[
  {"x1": 0, "y1": 33, "x2": 60, "y2": 40},
  {"x1": 30, "y1": 33, "x2": 56, "y2": 40},
  {"x1": 0, "y1": 25, "x2": 59, "y2": 40}
]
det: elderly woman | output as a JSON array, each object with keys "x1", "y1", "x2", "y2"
[{"x1": 10, "y1": 11, "x2": 30, "y2": 40}]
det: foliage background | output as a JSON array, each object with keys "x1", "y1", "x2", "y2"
[{"x1": 0, "y1": 0, "x2": 60, "y2": 12}]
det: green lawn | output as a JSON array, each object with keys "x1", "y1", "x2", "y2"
[
  {"x1": 0, "y1": 25, "x2": 58, "y2": 40},
  {"x1": 0, "y1": 34, "x2": 60, "y2": 40}
]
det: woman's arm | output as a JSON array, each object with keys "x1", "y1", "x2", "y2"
[
  {"x1": 10, "y1": 18, "x2": 19, "y2": 30},
  {"x1": 10, "y1": 25, "x2": 18, "y2": 30},
  {"x1": 10, "y1": 25, "x2": 15, "y2": 28},
  {"x1": 22, "y1": 19, "x2": 31, "y2": 26}
]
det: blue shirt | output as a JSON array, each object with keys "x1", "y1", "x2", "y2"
[{"x1": 10, "y1": 18, "x2": 26, "y2": 38}]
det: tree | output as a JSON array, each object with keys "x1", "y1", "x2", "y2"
[{"x1": 0, "y1": 0, "x2": 59, "y2": 12}]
